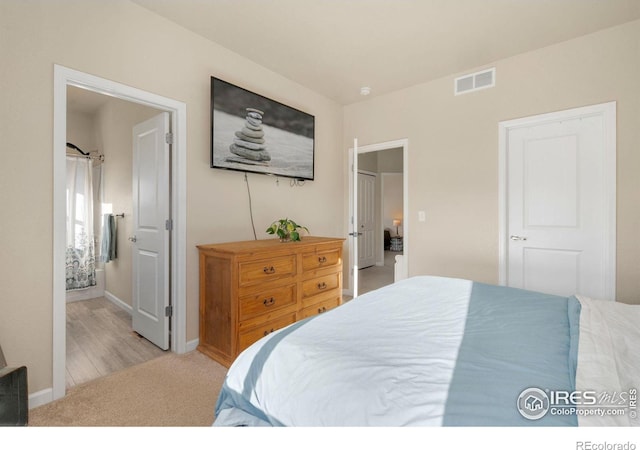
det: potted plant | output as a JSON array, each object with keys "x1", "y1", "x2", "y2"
[{"x1": 266, "y1": 218, "x2": 309, "y2": 242}]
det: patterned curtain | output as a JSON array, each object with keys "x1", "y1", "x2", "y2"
[{"x1": 66, "y1": 156, "x2": 96, "y2": 291}]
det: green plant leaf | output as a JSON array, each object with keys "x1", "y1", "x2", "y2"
[{"x1": 267, "y1": 218, "x2": 308, "y2": 240}]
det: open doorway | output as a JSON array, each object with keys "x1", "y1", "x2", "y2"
[
  {"x1": 52, "y1": 65, "x2": 187, "y2": 402},
  {"x1": 357, "y1": 150, "x2": 404, "y2": 295},
  {"x1": 64, "y1": 86, "x2": 167, "y2": 389},
  {"x1": 348, "y1": 139, "x2": 408, "y2": 298}
]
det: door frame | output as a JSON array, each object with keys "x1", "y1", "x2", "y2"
[
  {"x1": 498, "y1": 101, "x2": 616, "y2": 299},
  {"x1": 52, "y1": 65, "x2": 188, "y2": 401},
  {"x1": 348, "y1": 138, "x2": 409, "y2": 296}
]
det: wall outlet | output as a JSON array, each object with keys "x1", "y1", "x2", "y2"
[{"x1": 418, "y1": 211, "x2": 426, "y2": 222}]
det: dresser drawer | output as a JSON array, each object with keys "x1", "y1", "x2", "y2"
[
  {"x1": 299, "y1": 296, "x2": 341, "y2": 320},
  {"x1": 238, "y1": 313, "x2": 296, "y2": 352},
  {"x1": 239, "y1": 255, "x2": 296, "y2": 286},
  {"x1": 239, "y1": 284, "x2": 296, "y2": 321},
  {"x1": 302, "y1": 248, "x2": 341, "y2": 272},
  {"x1": 301, "y1": 272, "x2": 340, "y2": 299}
]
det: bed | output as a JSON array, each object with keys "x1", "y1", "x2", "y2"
[{"x1": 213, "y1": 276, "x2": 640, "y2": 426}]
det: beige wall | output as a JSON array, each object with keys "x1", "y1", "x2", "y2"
[
  {"x1": 344, "y1": 20, "x2": 640, "y2": 305},
  {"x1": 377, "y1": 148, "x2": 403, "y2": 174},
  {"x1": 0, "y1": 0, "x2": 344, "y2": 394},
  {"x1": 67, "y1": 111, "x2": 98, "y2": 154}
]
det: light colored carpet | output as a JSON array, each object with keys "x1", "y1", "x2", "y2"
[
  {"x1": 29, "y1": 351, "x2": 227, "y2": 427},
  {"x1": 357, "y1": 250, "x2": 396, "y2": 295}
]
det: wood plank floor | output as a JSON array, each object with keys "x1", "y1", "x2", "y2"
[{"x1": 66, "y1": 297, "x2": 167, "y2": 389}]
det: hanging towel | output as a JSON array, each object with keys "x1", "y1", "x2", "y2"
[{"x1": 100, "y1": 214, "x2": 117, "y2": 262}]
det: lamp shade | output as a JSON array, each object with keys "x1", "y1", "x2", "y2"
[{"x1": 393, "y1": 219, "x2": 401, "y2": 227}]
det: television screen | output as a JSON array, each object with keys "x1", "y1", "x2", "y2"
[{"x1": 211, "y1": 77, "x2": 315, "y2": 180}]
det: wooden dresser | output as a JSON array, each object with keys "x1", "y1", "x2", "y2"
[{"x1": 197, "y1": 236, "x2": 344, "y2": 367}]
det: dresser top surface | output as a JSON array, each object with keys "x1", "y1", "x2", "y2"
[{"x1": 197, "y1": 236, "x2": 345, "y2": 254}]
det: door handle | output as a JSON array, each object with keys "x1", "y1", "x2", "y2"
[
  {"x1": 348, "y1": 232, "x2": 363, "y2": 237},
  {"x1": 128, "y1": 236, "x2": 137, "y2": 242},
  {"x1": 510, "y1": 235, "x2": 527, "y2": 241}
]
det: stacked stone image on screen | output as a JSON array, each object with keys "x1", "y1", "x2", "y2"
[{"x1": 229, "y1": 108, "x2": 271, "y2": 162}]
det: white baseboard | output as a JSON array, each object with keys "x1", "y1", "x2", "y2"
[
  {"x1": 104, "y1": 290, "x2": 132, "y2": 314},
  {"x1": 186, "y1": 339, "x2": 199, "y2": 353},
  {"x1": 28, "y1": 388, "x2": 53, "y2": 409}
]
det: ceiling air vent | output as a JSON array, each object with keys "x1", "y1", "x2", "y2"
[{"x1": 454, "y1": 67, "x2": 495, "y2": 96}]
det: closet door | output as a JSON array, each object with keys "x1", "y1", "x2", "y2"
[{"x1": 501, "y1": 103, "x2": 616, "y2": 300}]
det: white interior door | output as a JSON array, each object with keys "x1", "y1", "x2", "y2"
[
  {"x1": 357, "y1": 171, "x2": 376, "y2": 269},
  {"x1": 502, "y1": 103, "x2": 616, "y2": 300},
  {"x1": 131, "y1": 112, "x2": 171, "y2": 350}
]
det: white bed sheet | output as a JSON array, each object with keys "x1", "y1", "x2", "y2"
[{"x1": 576, "y1": 295, "x2": 640, "y2": 426}]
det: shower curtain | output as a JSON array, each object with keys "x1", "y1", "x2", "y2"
[{"x1": 66, "y1": 156, "x2": 96, "y2": 291}]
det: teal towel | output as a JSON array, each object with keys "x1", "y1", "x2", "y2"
[{"x1": 100, "y1": 214, "x2": 117, "y2": 262}]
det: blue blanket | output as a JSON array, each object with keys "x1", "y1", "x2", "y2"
[
  {"x1": 214, "y1": 276, "x2": 581, "y2": 426},
  {"x1": 443, "y1": 282, "x2": 580, "y2": 426}
]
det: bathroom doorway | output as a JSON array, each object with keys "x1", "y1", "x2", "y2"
[
  {"x1": 53, "y1": 65, "x2": 187, "y2": 401},
  {"x1": 64, "y1": 86, "x2": 167, "y2": 388}
]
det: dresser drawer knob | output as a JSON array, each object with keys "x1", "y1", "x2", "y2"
[
  {"x1": 263, "y1": 328, "x2": 275, "y2": 336},
  {"x1": 317, "y1": 282, "x2": 327, "y2": 290},
  {"x1": 318, "y1": 256, "x2": 327, "y2": 264},
  {"x1": 318, "y1": 306, "x2": 327, "y2": 313},
  {"x1": 263, "y1": 266, "x2": 276, "y2": 274},
  {"x1": 263, "y1": 297, "x2": 275, "y2": 307}
]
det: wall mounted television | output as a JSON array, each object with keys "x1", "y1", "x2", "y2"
[{"x1": 211, "y1": 77, "x2": 315, "y2": 181}]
